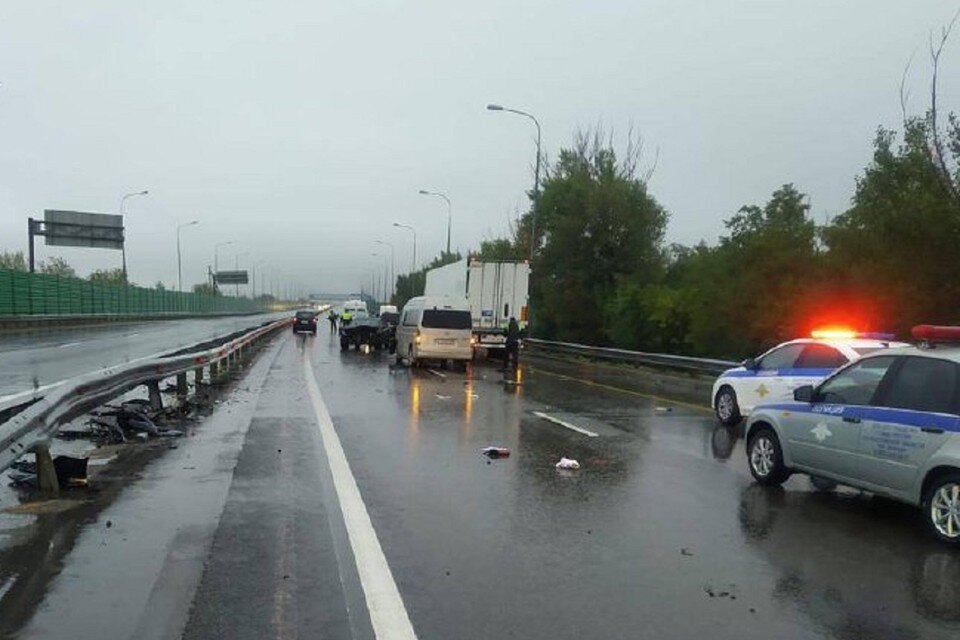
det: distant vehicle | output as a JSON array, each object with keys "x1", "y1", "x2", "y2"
[
  {"x1": 424, "y1": 259, "x2": 529, "y2": 353},
  {"x1": 746, "y1": 325, "x2": 960, "y2": 544},
  {"x1": 712, "y1": 330, "x2": 908, "y2": 426},
  {"x1": 292, "y1": 310, "x2": 318, "y2": 335},
  {"x1": 378, "y1": 304, "x2": 398, "y2": 316},
  {"x1": 395, "y1": 296, "x2": 473, "y2": 368},
  {"x1": 341, "y1": 299, "x2": 369, "y2": 322}
]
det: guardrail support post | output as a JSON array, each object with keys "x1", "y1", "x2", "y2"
[
  {"x1": 176, "y1": 372, "x2": 188, "y2": 398},
  {"x1": 194, "y1": 367, "x2": 203, "y2": 387},
  {"x1": 35, "y1": 443, "x2": 59, "y2": 498},
  {"x1": 147, "y1": 380, "x2": 163, "y2": 411}
]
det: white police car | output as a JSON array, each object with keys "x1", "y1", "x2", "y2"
[
  {"x1": 745, "y1": 325, "x2": 960, "y2": 544},
  {"x1": 712, "y1": 330, "x2": 907, "y2": 426}
]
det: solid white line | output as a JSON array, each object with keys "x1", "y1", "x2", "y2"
[
  {"x1": 303, "y1": 356, "x2": 418, "y2": 640},
  {"x1": 425, "y1": 368, "x2": 446, "y2": 379},
  {"x1": 57, "y1": 341, "x2": 82, "y2": 349},
  {"x1": 532, "y1": 411, "x2": 599, "y2": 437}
]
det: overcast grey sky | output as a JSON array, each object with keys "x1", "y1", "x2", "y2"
[{"x1": 1, "y1": 1, "x2": 958, "y2": 295}]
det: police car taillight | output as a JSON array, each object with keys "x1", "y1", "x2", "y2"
[{"x1": 911, "y1": 325, "x2": 960, "y2": 342}]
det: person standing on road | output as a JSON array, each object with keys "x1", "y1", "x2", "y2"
[
  {"x1": 505, "y1": 317, "x2": 521, "y2": 371},
  {"x1": 328, "y1": 311, "x2": 338, "y2": 332}
]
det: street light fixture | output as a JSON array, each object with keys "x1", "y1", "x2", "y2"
[
  {"x1": 176, "y1": 220, "x2": 199, "y2": 292},
  {"x1": 418, "y1": 189, "x2": 452, "y2": 255},
  {"x1": 486, "y1": 103, "x2": 542, "y2": 260},
  {"x1": 393, "y1": 222, "x2": 417, "y2": 272},
  {"x1": 119, "y1": 189, "x2": 149, "y2": 281}
]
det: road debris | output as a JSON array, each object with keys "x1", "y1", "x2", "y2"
[
  {"x1": 481, "y1": 446, "x2": 510, "y2": 458},
  {"x1": 9, "y1": 455, "x2": 89, "y2": 489},
  {"x1": 435, "y1": 394, "x2": 451, "y2": 400},
  {"x1": 681, "y1": 547, "x2": 694, "y2": 557},
  {"x1": 555, "y1": 457, "x2": 580, "y2": 470},
  {"x1": 655, "y1": 407, "x2": 672, "y2": 413}
]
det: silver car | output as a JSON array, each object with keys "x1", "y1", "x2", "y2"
[{"x1": 745, "y1": 344, "x2": 960, "y2": 544}]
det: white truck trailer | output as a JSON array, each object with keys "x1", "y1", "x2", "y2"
[{"x1": 424, "y1": 259, "x2": 530, "y2": 352}]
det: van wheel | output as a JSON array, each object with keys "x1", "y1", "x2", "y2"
[
  {"x1": 924, "y1": 473, "x2": 960, "y2": 544},
  {"x1": 747, "y1": 427, "x2": 790, "y2": 485}
]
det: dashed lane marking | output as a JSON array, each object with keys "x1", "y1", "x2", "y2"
[
  {"x1": 303, "y1": 356, "x2": 418, "y2": 640},
  {"x1": 532, "y1": 411, "x2": 599, "y2": 437}
]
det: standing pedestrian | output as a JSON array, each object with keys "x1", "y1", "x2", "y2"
[{"x1": 505, "y1": 317, "x2": 521, "y2": 371}]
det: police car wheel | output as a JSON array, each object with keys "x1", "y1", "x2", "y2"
[
  {"x1": 924, "y1": 473, "x2": 960, "y2": 544},
  {"x1": 715, "y1": 386, "x2": 742, "y2": 426},
  {"x1": 747, "y1": 428, "x2": 789, "y2": 485}
]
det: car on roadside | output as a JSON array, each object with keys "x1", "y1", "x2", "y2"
[
  {"x1": 292, "y1": 310, "x2": 318, "y2": 335},
  {"x1": 395, "y1": 296, "x2": 473, "y2": 368},
  {"x1": 744, "y1": 325, "x2": 960, "y2": 544},
  {"x1": 712, "y1": 330, "x2": 908, "y2": 426}
]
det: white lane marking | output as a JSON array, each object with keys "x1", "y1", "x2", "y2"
[
  {"x1": 57, "y1": 341, "x2": 81, "y2": 349},
  {"x1": 425, "y1": 368, "x2": 446, "y2": 379},
  {"x1": 532, "y1": 411, "x2": 599, "y2": 438},
  {"x1": 303, "y1": 356, "x2": 418, "y2": 640}
]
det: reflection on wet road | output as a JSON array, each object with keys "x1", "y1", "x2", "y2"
[{"x1": 2, "y1": 329, "x2": 959, "y2": 639}]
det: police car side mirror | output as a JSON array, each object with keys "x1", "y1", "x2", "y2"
[
  {"x1": 742, "y1": 357, "x2": 758, "y2": 370},
  {"x1": 793, "y1": 385, "x2": 814, "y2": 403}
]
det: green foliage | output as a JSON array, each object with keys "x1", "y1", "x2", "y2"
[
  {"x1": 89, "y1": 268, "x2": 128, "y2": 285},
  {"x1": 532, "y1": 129, "x2": 668, "y2": 344},
  {"x1": 39, "y1": 256, "x2": 76, "y2": 278},
  {"x1": 474, "y1": 237, "x2": 524, "y2": 261},
  {"x1": 0, "y1": 251, "x2": 27, "y2": 272},
  {"x1": 154, "y1": 281, "x2": 167, "y2": 291}
]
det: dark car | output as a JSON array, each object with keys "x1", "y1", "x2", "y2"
[{"x1": 293, "y1": 310, "x2": 318, "y2": 335}]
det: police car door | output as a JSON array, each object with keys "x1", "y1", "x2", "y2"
[
  {"x1": 857, "y1": 356, "x2": 956, "y2": 493},
  {"x1": 786, "y1": 356, "x2": 897, "y2": 478},
  {"x1": 741, "y1": 343, "x2": 807, "y2": 411}
]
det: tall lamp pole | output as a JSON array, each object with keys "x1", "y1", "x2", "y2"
[
  {"x1": 393, "y1": 222, "x2": 417, "y2": 272},
  {"x1": 375, "y1": 239, "x2": 395, "y2": 299},
  {"x1": 176, "y1": 220, "x2": 199, "y2": 292},
  {"x1": 486, "y1": 103, "x2": 541, "y2": 260},
  {"x1": 119, "y1": 189, "x2": 149, "y2": 281},
  {"x1": 233, "y1": 251, "x2": 250, "y2": 297},
  {"x1": 418, "y1": 190, "x2": 452, "y2": 255}
]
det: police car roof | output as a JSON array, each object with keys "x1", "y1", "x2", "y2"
[
  {"x1": 780, "y1": 337, "x2": 910, "y2": 350},
  {"x1": 859, "y1": 343, "x2": 960, "y2": 362}
]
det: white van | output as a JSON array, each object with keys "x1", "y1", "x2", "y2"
[
  {"x1": 396, "y1": 296, "x2": 473, "y2": 367},
  {"x1": 342, "y1": 299, "x2": 368, "y2": 319}
]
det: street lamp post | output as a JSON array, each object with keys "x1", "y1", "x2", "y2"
[
  {"x1": 119, "y1": 189, "x2": 149, "y2": 281},
  {"x1": 418, "y1": 190, "x2": 452, "y2": 255},
  {"x1": 375, "y1": 239, "x2": 395, "y2": 300},
  {"x1": 393, "y1": 222, "x2": 417, "y2": 272},
  {"x1": 486, "y1": 104, "x2": 542, "y2": 260},
  {"x1": 213, "y1": 241, "x2": 233, "y2": 293},
  {"x1": 372, "y1": 252, "x2": 389, "y2": 303},
  {"x1": 233, "y1": 251, "x2": 250, "y2": 297},
  {"x1": 176, "y1": 220, "x2": 199, "y2": 292}
]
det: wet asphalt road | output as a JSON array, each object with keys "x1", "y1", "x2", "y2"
[
  {"x1": 5, "y1": 330, "x2": 960, "y2": 639},
  {"x1": 0, "y1": 313, "x2": 282, "y2": 401}
]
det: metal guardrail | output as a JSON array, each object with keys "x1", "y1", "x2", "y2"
[
  {"x1": 524, "y1": 338, "x2": 738, "y2": 375},
  {"x1": 0, "y1": 317, "x2": 291, "y2": 477}
]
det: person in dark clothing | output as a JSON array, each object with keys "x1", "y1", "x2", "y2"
[
  {"x1": 505, "y1": 317, "x2": 521, "y2": 370},
  {"x1": 328, "y1": 311, "x2": 338, "y2": 332}
]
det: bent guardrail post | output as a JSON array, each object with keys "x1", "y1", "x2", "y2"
[
  {"x1": 35, "y1": 442, "x2": 59, "y2": 498},
  {"x1": 147, "y1": 381, "x2": 163, "y2": 411},
  {"x1": 176, "y1": 372, "x2": 188, "y2": 398}
]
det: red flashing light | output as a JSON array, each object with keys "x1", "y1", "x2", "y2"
[
  {"x1": 810, "y1": 327, "x2": 857, "y2": 340},
  {"x1": 912, "y1": 325, "x2": 960, "y2": 342}
]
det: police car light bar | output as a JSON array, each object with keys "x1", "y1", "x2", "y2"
[
  {"x1": 810, "y1": 329, "x2": 896, "y2": 340},
  {"x1": 911, "y1": 325, "x2": 960, "y2": 342}
]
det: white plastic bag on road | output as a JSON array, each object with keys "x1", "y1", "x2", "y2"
[{"x1": 555, "y1": 457, "x2": 580, "y2": 470}]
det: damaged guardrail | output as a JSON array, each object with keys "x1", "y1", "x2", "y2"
[
  {"x1": 524, "y1": 338, "x2": 737, "y2": 375},
  {"x1": 0, "y1": 317, "x2": 291, "y2": 493}
]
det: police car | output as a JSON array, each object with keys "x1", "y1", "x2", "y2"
[
  {"x1": 745, "y1": 325, "x2": 960, "y2": 544},
  {"x1": 712, "y1": 330, "x2": 907, "y2": 426}
]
